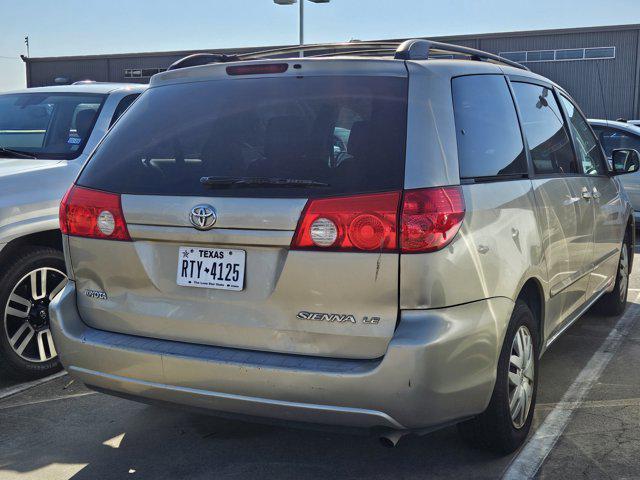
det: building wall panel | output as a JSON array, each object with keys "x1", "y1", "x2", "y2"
[
  {"x1": 24, "y1": 26, "x2": 640, "y2": 119},
  {"x1": 28, "y1": 58, "x2": 109, "y2": 87},
  {"x1": 479, "y1": 29, "x2": 639, "y2": 119}
]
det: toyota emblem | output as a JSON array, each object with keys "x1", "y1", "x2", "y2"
[{"x1": 189, "y1": 205, "x2": 217, "y2": 230}]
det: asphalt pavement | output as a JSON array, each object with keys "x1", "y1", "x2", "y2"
[{"x1": 2, "y1": 249, "x2": 640, "y2": 479}]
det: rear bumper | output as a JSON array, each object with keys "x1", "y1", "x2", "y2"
[{"x1": 50, "y1": 282, "x2": 513, "y2": 432}]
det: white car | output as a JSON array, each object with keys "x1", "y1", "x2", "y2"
[
  {"x1": 589, "y1": 119, "x2": 640, "y2": 225},
  {"x1": 0, "y1": 82, "x2": 146, "y2": 379}
]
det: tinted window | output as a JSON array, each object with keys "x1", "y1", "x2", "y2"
[
  {"x1": 79, "y1": 76, "x2": 408, "y2": 197},
  {"x1": 559, "y1": 95, "x2": 607, "y2": 175},
  {"x1": 511, "y1": 82, "x2": 577, "y2": 175},
  {"x1": 592, "y1": 126, "x2": 640, "y2": 158},
  {"x1": 585, "y1": 47, "x2": 615, "y2": 59},
  {"x1": 452, "y1": 75, "x2": 527, "y2": 179},
  {"x1": 527, "y1": 50, "x2": 554, "y2": 62},
  {"x1": 502, "y1": 52, "x2": 527, "y2": 62},
  {"x1": 109, "y1": 94, "x2": 140, "y2": 127},
  {"x1": 0, "y1": 93, "x2": 105, "y2": 159},
  {"x1": 556, "y1": 49, "x2": 584, "y2": 60}
]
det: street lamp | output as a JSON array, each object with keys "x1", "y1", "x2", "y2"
[{"x1": 273, "y1": 0, "x2": 330, "y2": 55}]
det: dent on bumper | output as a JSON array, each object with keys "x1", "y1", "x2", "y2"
[{"x1": 50, "y1": 282, "x2": 513, "y2": 431}]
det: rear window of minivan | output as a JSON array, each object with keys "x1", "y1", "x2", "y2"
[{"x1": 78, "y1": 76, "x2": 408, "y2": 198}]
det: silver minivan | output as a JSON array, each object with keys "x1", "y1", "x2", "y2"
[{"x1": 51, "y1": 40, "x2": 638, "y2": 453}]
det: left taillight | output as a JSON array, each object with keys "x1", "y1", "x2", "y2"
[
  {"x1": 290, "y1": 191, "x2": 401, "y2": 252},
  {"x1": 290, "y1": 186, "x2": 465, "y2": 254},
  {"x1": 59, "y1": 185, "x2": 131, "y2": 241}
]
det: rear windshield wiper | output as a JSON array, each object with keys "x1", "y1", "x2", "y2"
[
  {"x1": 0, "y1": 147, "x2": 37, "y2": 160},
  {"x1": 200, "y1": 176, "x2": 330, "y2": 188}
]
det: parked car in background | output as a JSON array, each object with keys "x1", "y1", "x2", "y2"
[
  {"x1": 52, "y1": 40, "x2": 637, "y2": 454},
  {"x1": 0, "y1": 83, "x2": 146, "y2": 379},
  {"x1": 589, "y1": 119, "x2": 640, "y2": 225}
]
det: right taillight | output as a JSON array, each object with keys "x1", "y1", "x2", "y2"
[
  {"x1": 400, "y1": 186, "x2": 465, "y2": 253},
  {"x1": 59, "y1": 185, "x2": 130, "y2": 241}
]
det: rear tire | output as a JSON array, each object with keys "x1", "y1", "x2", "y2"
[
  {"x1": 595, "y1": 235, "x2": 630, "y2": 316},
  {"x1": 0, "y1": 247, "x2": 66, "y2": 380},
  {"x1": 457, "y1": 300, "x2": 539, "y2": 454}
]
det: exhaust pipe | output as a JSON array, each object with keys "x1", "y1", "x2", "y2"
[{"x1": 379, "y1": 430, "x2": 406, "y2": 448}]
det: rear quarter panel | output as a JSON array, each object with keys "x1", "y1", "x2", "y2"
[
  {"x1": 400, "y1": 180, "x2": 547, "y2": 312},
  {"x1": 401, "y1": 63, "x2": 549, "y2": 346}
]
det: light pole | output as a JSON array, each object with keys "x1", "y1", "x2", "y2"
[{"x1": 273, "y1": 0, "x2": 330, "y2": 56}]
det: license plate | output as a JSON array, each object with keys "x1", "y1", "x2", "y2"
[{"x1": 176, "y1": 247, "x2": 246, "y2": 291}]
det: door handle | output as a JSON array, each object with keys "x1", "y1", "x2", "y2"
[
  {"x1": 581, "y1": 186, "x2": 592, "y2": 200},
  {"x1": 592, "y1": 187, "x2": 601, "y2": 199}
]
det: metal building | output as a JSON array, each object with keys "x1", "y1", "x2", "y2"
[{"x1": 22, "y1": 23, "x2": 640, "y2": 119}]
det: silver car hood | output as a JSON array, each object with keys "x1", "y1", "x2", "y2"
[{"x1": 0, "y1": 157, "x2": 65, "y2": 177}]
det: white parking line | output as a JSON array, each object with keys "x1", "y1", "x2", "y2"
[
  {"x1": 0, "y1": 390, "x2": 95, "y2": 410},
  {"x1": 502, "y1": 292, "x2": 640, "y2": 479},
  {"x1": 0, "y1": 370, "x2": 67, "y2": 400},
  {"x1": 536, "y1": 397, "x2": 640, "y2": 411}
]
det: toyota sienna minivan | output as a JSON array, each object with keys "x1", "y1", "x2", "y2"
[{"x1": 50, "y1": 40, "x2": 639, "y2": 453}]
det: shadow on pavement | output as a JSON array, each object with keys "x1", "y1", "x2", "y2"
[{"x1": 0, "y1": 394, "x2": 510, "y2": 480}]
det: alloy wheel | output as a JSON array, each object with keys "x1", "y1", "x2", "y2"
[
  {"x1": 3, "y1": 267, "x2": 67, "y2": 362},
  {"x1": 508, "y1": 325, "x2": 535, "y2": 429}
]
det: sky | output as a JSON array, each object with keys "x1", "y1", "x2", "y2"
[{"x1": 1, "y1": 0, "x2": 640, "y2": 91}]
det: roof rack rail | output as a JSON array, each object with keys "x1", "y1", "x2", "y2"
[
  {"x1": 313, "y1": 48, "x2": 398, "y2": 58},
  {"x1": 168, "y1": 53, "x2": 240, "y2": 71},
  {"x1": 166, "y1": 39, "x2": 528, "y2": 72},
  {"x1": 235, "y1": 41, "x2": 402, "y2": 60},
  {"x1": 393, "y1": 39, "x2": 529, "y2": 70},
  {"x1": 236, "y1": 39, "x2": 528, "y2": 70}
]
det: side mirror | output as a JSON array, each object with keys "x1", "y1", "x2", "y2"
[{"x1": 611, "y1": 148, "x2": 640, "y2": 175}]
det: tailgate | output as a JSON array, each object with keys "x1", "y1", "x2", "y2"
[
  {"x1": 70, "y1": 195, "x2": 399, "y2": 358},
  {"x1": 68, "y1": 69, "x2": 407, "y2": 359}
]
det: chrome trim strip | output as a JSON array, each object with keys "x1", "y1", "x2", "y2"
[
  {"x1": 550, "y1": 268, "x2": 591, "y2": 297},
  {"x1": 545, "y1": 279, "x2": 613, "y2": 350},
  {"x1": 593, "y1": 248, "x2": 620, "y2": 269},
  {"x1": 127, "y1": 224, "x2": 294, "y2": 247},
  {"x1": 550, "y1": 248, "x2": 619, "y2": 297}
]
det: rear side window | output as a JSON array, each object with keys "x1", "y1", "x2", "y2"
[
  {"x1": 109, "y1": 94, "x2": 140, "y2": 127},
  {"x1": 0, "y1": 93, "x2": 105, "y2": 159},
  {"x1": 593, "y1": 126, "x2": 640, "y2": 158},
  {"x1": 78, "y1": 76, "x2": 408, "y2": 198},
  {"x1": 558, "y1": 94, "x2": 607, "y2": 176},
  {"x1": 452, "y1": 75, "x2": 527, "y2": 180},
  {"x1": 511, "y1": 82, "x2": 578, "y2": 175}
]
